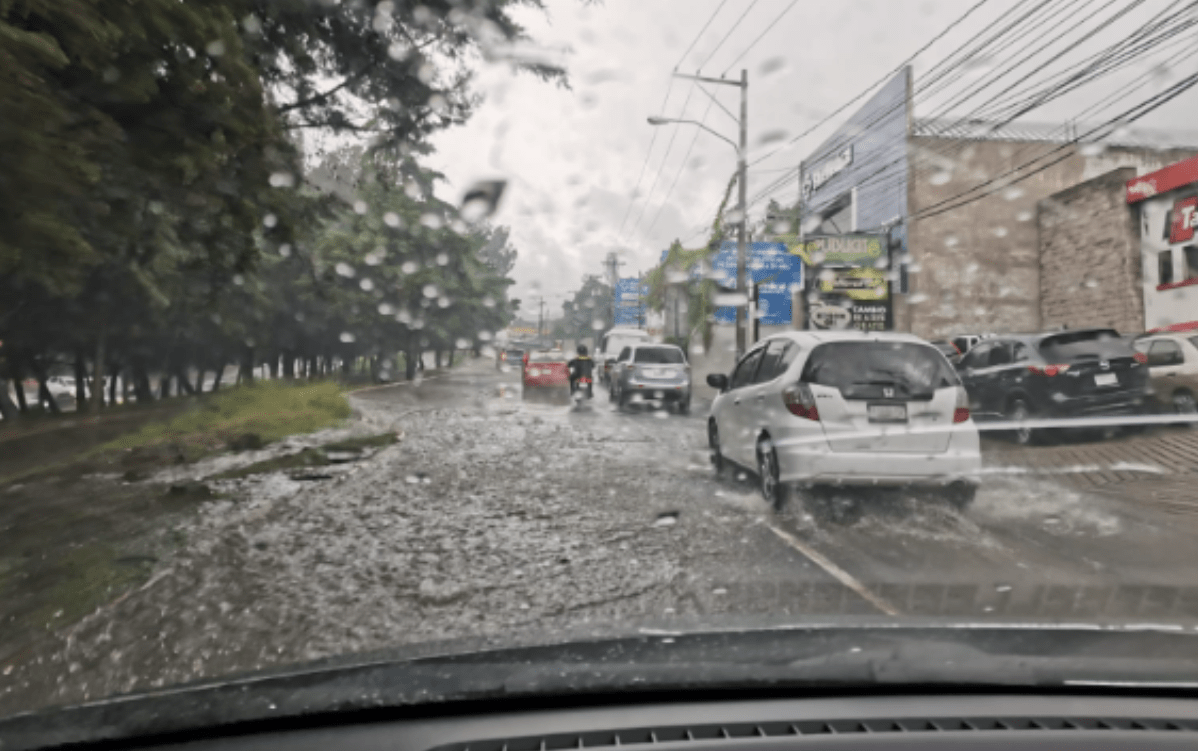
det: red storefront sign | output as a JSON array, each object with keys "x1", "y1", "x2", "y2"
[
  {"x1": 1126, "y1": 153, "x2": 1198, "y2": 204},
  {"x1": 1171, "y1": 195, "x2": 1198, "y2": 243}
]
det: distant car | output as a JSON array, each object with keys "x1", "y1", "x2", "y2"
[
  {"x1": 609, "y1": 343, "x2": 691, "y2": 413},
  {"x1": 705, "y1": 331, "x2": 980, "y2": 511},
  {"x1": 596, "y1": 328, "x2": 651, "y2": 385},
  {"x1": 1132, "y1": 333, "x2": 1198, "y2": 416},
  {"x1": 955, "y1": 328, "x2": 1150, "y2": 444},
  {"x1": 497, "y1": 347, "x2": 524, "y2": 371},
  {"x1": 929, "y1": 339, "x2": 963, "y2": 364},
  {"x1": 522, "y1": 350, "x2": 569, "y2": 393}
]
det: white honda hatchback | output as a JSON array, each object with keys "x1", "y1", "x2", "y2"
[{"x1": 706, "y1": 331, "x2": 981, "y2": 511}]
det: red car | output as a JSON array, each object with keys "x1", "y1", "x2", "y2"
[{"x1": 522, "y1": 350, "x2": 569, "y2": 392}]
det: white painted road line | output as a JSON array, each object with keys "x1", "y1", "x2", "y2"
[{"x1": 766, "y1": 522, "x2": 900, "y2": 617}]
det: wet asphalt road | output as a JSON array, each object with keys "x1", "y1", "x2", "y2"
[
  {"x1": 355, "y1": 358, "x2": 1198, "y2": 624},
  {"x1": 7, "y1": 356, "x2": 1198, "y2": 715}
]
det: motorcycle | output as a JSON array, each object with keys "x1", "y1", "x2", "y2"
[{"x1": 570, "y1": 376, "x2": 594, "y2": 409}]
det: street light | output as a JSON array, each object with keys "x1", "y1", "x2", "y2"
[{"x1": 647, "y1": 69, "x2": 748, "y2": 357}]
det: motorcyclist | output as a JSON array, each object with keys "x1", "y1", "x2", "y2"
[{"x1": 567, "y1": 344, "x2": 594, "y2": 398}]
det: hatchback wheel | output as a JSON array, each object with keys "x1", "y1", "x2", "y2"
[{"x1": 757, "y1": 439, "x2": 788, "y2": 511}]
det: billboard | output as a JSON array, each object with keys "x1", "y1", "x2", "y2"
[
  {"x1": 710, "y1": 242, "x2": 804, "y2": 326},
  {"x1": 793, "y1": 234, "x2": 891, "y2": 332},
  {"x1": 613, "y1": 278, "x2": 647, "y2": 326}
]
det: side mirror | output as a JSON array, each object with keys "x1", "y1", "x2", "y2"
[{"x1": 706, "y1": 373, "x2": 729, "y2": 391}]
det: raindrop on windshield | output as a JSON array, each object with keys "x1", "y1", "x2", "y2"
[
  {"x1": 360, "y1": 278, "x2": 375, "y2": 291},
  {"x1": 714, "y1": 292, "x2": 748, "y2": 307},
  {"x1": 278, "y1": 244, "x2": 292, "y2": 257},
  {"x1": 263, "y1": 214, "x2": 278, "y2": 228},
  {"x1": 455, "y1": 338, "x2": 470, "y2": 349},
  {"x1": 401, "y1": 260, "x2": 418, "y2": 274},
  {"x1": 460, "y1": 180, "x2": 507, "y2": 222},
  {"x1": 1017, "y1": 210, "x2": 1034, "y2": 222},
  {"x1": 992, "y1": 226, "x2": 1008, "y2": 238},
  {"x1": 756, "y1": 130, "x2": 788, "y2": 147},
  {"x1": 482, "y1": 295, "x2": 496, "y2": 308},
  {"x1": 428, "y1": 94, "x2": 448, "y2": 114},
  {"x1": 437, "y1": 296, "x2": 450, "y2": 308},
  {"x1": 478, "y1": 330, "x2": 493, "y2": 341},
  {"x1": 944, "y1": 235, "x2": 960, "y2": 248},
  {"x1": 420, "y1": 213, "x2": 444, "y2": 229},
  {"x1": 930, "y1": 171, "x2": 951, "y2": 186},
  {"x1": 383, "y1": 212, "x2": 401, "y2": 228},
  {"x1": 1003, "y1": 186, "x2": 1025, "y2": 201},
  {"x1": 365, "y1": 249, "x2": 385, "y2": 266},
  {"x1": 378, "y1": 303, "x2": 394, "y2": 315},
  {"x1": 340, "y1": 332, "x2": 356, "y2": 343},
  {"x1": 423, "y1": 284, "x2": 440, "y2": 298},
  {"x1": 335, "y1": 262, "x2": 355, "y2": 278},
  {"x1": 232, "y1": 274, "x2": 244, "y2": 286},
  {"x1": 758, "y1": 56, "x2": 788, "y2": 77},
  {"x1": 353, "y1": 201, "x2": 368, "y2": 215},
  {"x1": 436, "y1": 252, "x2": 449, "y2": 266},
  {"x1": 206, "y1": 40, "x2": 225, "y2": 56},
  {"x1": 242, "y1": 14, "x2": 262, "y2": 33},
  {"x1": 269, "y1": 172, "x2": 295, "y2": 188},
  {"x1": 908, "y1": 293, "x2": 929, "y2": 304}
]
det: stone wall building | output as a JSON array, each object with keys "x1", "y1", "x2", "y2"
[{"x1": 1037, "y1": 167, "x2": 1145, "y2": 333}]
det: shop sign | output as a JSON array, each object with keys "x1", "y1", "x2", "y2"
[
  {"x1": 1171, "y1": 195, "x2": 1198, "y2": 243},
  {"x1": 799, "y1": 233, "x2": 891, "y2": 332},
  {"x1": 789, "y1": 233, "x2": 884, "y2": 265},
  {"x1": 802, "y1": 146, "x2": 853, "y2": 199}
]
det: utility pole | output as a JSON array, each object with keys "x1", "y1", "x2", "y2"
[
  {"x1": 736, "y1": 67, "x2": 748, "y2": 358},
  {"x1": 653, "y1": 69, "x2": 748, "y2": 356},
  {"x1": 604, "y1": 251, "x2": 625, "y2": 330},
  {"x1": 536, "y1": 297, "x2": 546, "y2": 341}
]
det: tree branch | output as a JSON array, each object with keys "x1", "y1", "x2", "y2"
[{"x1": 276, "y1": 66, "x2": 375, "y2": 114}]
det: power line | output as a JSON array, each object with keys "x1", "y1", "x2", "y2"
[
  {"x1": 644, "y1": 97, "x2": 719, "y2": 237},
  {"x1": 624, "y1": 84, "x2": 699, "y2": 240},
  {"x1": 677, "y1": 0, "x2": 731, "y2": 69},
  {"x1": 696, "y1": 0, "x2": 763, "y2": 72},
  {"x1": 721, "y1": 0, "x2": 802, "y2": 76},
  {"x1": 744, "y1": 0, "x2": 997, "y2": 171}
]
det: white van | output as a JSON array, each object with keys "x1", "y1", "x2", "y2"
[{"x1": 596, "y1": 328, "x2": 651, "y2": 385}]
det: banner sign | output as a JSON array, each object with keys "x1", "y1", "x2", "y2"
[
  {"x1": 613, "y1": 278, "x2": 647, "y2": 326},
  {"x1": 710, "y1": 242, "x2": 804, "y2": 326},
  {"x1": 800, "y1": 234, "x2": 891, "y2": 332}
]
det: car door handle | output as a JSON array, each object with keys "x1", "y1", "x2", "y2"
[{"x1": 755, "y1": 394, "x2": 765, "y2": 401}]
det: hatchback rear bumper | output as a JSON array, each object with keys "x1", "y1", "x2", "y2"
[{"x1": 773, "y1": 430, "x2": 982, "y2": 487}]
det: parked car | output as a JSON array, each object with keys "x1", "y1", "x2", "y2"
[
  {"x1": 705, "y1": 331, "x2": 980, "y2": 511},
  {"x1": 595, "y1": 327, "x2": 651, "y2": 385},
  {"x1": 929, "y1": 339, "x2": 963, "y2": 364},
  {"x1": 955, "y1": 328, "x2": 1150, "y2": 444},
  {"x1": 609, "y1": 343, "x2": 690, "y2": 413},
  {"x1": 522, "y1": 349, "x2": 569, "y2": 394},
  {"x1": 1131, "y1": 332, "x2": 1198, "y2": 416}
]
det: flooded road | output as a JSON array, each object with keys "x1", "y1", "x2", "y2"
[{"x1": 5, "y1": 356, "x2": 1198, "y2": 715}]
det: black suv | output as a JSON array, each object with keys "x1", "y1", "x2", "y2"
[{"x1": 955, "y1": 328, "x2": 1149, "y2": 444}]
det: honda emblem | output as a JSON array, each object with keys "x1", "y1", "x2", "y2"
[{"x1": 883, "y1": 387, "x2": 895, "y2": 398}]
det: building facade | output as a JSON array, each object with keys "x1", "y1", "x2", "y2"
[
  {"x1": 793, "y1": 67, "x2": 1197, "y2": 338},
  {"x1": 1127, "y1": 155, "x2": 1198, "y2": 333}
]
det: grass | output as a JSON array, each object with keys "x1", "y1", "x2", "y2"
[{"x1": 102, "y1": 380, "x2": 352, "y2": 454}]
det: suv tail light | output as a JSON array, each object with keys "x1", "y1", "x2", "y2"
[
  {"x1": 1028, "y1": 364, "x2": 1071, "y2": 376},
  {"x1": 953, "y1": 388, "x2": 970, "y2": 423},
  {"x1": 782, "y1": 383, "x2": 820, "y2": 421},
  {"x1": 1134, "y1": 351, "x2": 1148, "y2": 364}
]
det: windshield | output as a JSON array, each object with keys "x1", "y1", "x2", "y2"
[
  {"x1": 634, "y1": 348, "x2": 685, "y2": 364},
  {"x1": 6, "y1": 0, "x2": 1198, "y2": 727}
]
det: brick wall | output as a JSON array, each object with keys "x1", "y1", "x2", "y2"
[
  {"x1": 1038, "y1": 167, "x2": 1144, "y2": 334},
  {"x1": 900, "y1": 138, "x2": 1197, "y2": 338}
]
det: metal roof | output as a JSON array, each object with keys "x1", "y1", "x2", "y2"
[{"x1": 913, "y1": 117, "x2": 1198, "y2": 150}]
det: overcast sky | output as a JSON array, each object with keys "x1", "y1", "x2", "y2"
[{"x1": 423, "y1": 0, "x2": 1198, "y2": 311}]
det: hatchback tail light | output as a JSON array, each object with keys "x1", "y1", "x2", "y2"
[
  {"x1": 782, "y1": 383, "x2": 819, "y2": 421},
  {"x1": 953, "y1": 388, "x2": 970, "y2": 423},
  {"x1": 1028, "y1": 364, "x2": 1071, "y2": 376}
]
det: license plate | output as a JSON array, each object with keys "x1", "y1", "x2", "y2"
[
  {"x1": 1094, "y1": 373, "x2": 1118, "y2": 387},
  {"x1": 868, "y1": 404, "x2": 908, "y2": 423}
]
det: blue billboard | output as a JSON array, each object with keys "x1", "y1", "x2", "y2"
[
  {"x1": 613, "y1": 278, "x2": 647, "y2": 326},
  {"x1": 710, "y1": 242, "x2": 804, "y2": 326}
]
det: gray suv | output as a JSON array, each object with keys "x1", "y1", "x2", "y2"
[{"x1": 609, "y1": 344, "x2": 691, "y2": 413}]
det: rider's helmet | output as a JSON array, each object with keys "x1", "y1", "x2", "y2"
[{"x1": 577, "y1": 344, "x2": 588, "y2": 356}]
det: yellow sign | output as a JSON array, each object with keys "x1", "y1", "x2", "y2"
[{"x1": 817, "y1": 267, "x2": 888, "y2": 301}]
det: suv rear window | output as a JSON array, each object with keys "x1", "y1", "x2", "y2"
[
  {"x1": 633, "y1": 347, "x2": 684, "y2": 364},
  {"x1": 801, "y1": 342, "x2": 959, "y2": 399},
  {"x1": 1038, "y1": 329, "x2": 1123, "y2": 359}
]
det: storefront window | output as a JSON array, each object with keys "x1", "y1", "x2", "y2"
[
  {"x1": 1159, "y1": 250, "x2": 1175, "y2": 286},
  {"x1": 1184, "y1": 246, "x2": 1198, "y2": 280}
]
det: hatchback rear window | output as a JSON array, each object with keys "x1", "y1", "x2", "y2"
[
  {"x1": 801, "y1": 342, "x2": 959, "y2": 398},
  {"x1": 1038, "y1": 329, "x2": 1124, "y2": 359},
  {"x1": 634, "y1": 348, "x2": 685, "y2": 364},
  {"x1": 528, "y1": 351, "x2": 565, "y2": 363}
]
